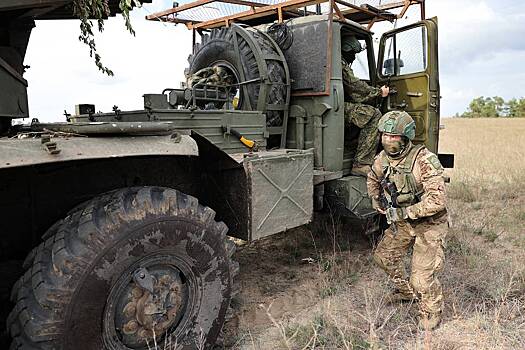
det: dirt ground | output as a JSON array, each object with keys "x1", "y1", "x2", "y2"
[
  {"x1": 223, "y1": 118, "x2": 525, "y2": 350},
  {"x1": 1, "y1": 119, "x2": 523, "y2": 349},
  {"x1": 222, "y1": 221, "x2": 382, "y2": 349}
]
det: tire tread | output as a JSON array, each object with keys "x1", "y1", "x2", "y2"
[{"x1": 8, "y1": 187, "x2": 238, "y2": 349}]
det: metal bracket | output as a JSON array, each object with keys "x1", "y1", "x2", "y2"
[
  {"x1": 232, "y1": 26, "x2": 253, "y2": 110},
  {"x1": 41, "y1": 134, "x2": 60, "y2": 155},
  {"x1": 133, "y1": 267, "x2": 155, "y2": 294}
]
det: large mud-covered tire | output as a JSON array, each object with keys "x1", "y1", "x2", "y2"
[
  {"x1": 187, "y1": 27, "x2": 288, "y2": 127},
  {"x1": 7, "y1": 187, "x2": 238, "y2": 350}
]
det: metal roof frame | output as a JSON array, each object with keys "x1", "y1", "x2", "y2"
[{"x1": 146, "y1": 0, "x2": 425, "y2": 30}]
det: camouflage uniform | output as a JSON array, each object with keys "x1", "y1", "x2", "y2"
[
  {"x1": 187, "y1": 66, "x2": 233, "y2": 88},
  {"x1": 342, "y1": 59, "x2": 382, "y2": 166},
  {"x1": 367, "y1": 143, "x2": 448, "y2": 317}
]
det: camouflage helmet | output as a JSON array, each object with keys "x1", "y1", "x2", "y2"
[
  {"x1": 341, "y1": 35, "x2": 362, "y2": 53},
  {"x1": 378, "y1": 111, "x2": 416, "y2": 140}
]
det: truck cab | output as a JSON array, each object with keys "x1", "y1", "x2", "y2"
[{"x1": 250, "y1": 11, "x2": 444, "y2": 217}]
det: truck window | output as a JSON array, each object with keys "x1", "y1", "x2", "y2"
[{"x1": 382, "y1": 26, "x2": 427, "y2": 76}]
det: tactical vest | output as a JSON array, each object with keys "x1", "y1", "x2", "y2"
[{"x1": 381, "y1": 144, "x2": 425, "y2": 207}]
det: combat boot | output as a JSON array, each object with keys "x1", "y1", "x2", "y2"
[
  {"x1": 351, "y1": 163, "x2": 371, "y2": 177},
  {"x1": 386, "y1": 290, "x2": 417, "y2": 304},
  {"x1": 418, "y1": 312, "x2": 441, "y2": 331}
]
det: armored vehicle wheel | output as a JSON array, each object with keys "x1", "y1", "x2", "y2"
[
  {"x1": 7, "y1": 187, "x2": 238, "y2": 350},
  {"x1": 187, "y1": 26, "x2": 290, "y2": 127}
]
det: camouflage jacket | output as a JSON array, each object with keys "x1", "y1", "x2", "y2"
[
  {"x1": 342, "y1": 60, "x2": 382, "y2": 104},
  {"x1": 367, "y1": 145, "x2": 447, "y2": 220},
  {"x1": 187, "y1": 67, "x2": 232, "y2": 88}
]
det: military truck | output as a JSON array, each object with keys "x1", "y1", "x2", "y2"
[{"x1": 0, "y1": 0, "x2": 453, "y2": 348}]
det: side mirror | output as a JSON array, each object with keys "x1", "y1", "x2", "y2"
[{"x1": 383, "y1": 58, "x2": 404, "y2": 76}]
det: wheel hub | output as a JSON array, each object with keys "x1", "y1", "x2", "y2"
[{"x1": 107, "y1": 264, "x2": 188, "y2": 348}]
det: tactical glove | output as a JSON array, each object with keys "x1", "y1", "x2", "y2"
[
  {"x1": 385, "y1": 207, "x2": 408, "y2": 223},
  {"x1": 371, "y1": 196, "x2": 383, "y2": 211}
]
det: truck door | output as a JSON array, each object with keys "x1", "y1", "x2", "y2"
[{"x1": 377, "y1": 18, "x2": 440, "y2": 153}]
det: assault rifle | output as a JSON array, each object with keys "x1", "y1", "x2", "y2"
[{"x1": 379, "y1": 177, "x2": 400, "y2": 232}]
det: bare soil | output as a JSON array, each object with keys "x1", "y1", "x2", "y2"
[{"x1": 223, "y1": 218, "x2": 386, "y2": 349}]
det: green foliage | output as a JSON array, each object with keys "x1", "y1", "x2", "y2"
[
  {"x1": 73, "y1": 0, "x2": 140, "y2": 76},
  {"x1": 458, "y1": 96, "x2": 525, "y2": 118},
  {"x1": 506, "y1": 98, "x2": 525, "y2": 118},
  {"x1": 461, "y1": 96, "x2": 504, "y2": 118}
]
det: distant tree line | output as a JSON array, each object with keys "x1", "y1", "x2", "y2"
[{"x1": 455, "y1": 96, "x2": 525, "y2": 118}]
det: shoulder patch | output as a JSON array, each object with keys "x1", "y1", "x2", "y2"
[{"x1": 425, "y1": 153, "x2": 443, "y2": 170}]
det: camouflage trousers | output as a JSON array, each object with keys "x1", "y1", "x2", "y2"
[
  {"x1": 373, "y1": 213, "x2": 447, "y2": 314},
  {"x1": 344, "y1": 102, "x2": 381, "y2": 165}
]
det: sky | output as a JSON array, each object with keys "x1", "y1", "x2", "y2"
[{"x1": 22, "y1": 0, "x2": 525, "y2": 122}]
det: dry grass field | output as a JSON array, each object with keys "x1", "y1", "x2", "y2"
[
  {"x1": 440, "y1": 118, "x2": 525, "y2": 189},
  {"x1": 223, "y1": 118, "x2": 525, "y2": 350},
  {"x1": 440, "y1": 118, "x2": 525, "y2": 250}
]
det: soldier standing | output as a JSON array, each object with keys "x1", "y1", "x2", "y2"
[
  {"x1": 367, "y1": 111, "x2": 448, "y2": 330},
  {"x1": 341, "y1": 35, "x2": 389, "y2": 176}
]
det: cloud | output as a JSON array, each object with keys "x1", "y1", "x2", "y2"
[
  {"x1": 431, "y1": 1, "x2": 525, "y2": 72},
  {"x1": 22, "y1": 0, "x2": 525, "y2": 120},
  {"x1": 24, "y1": 1, "x2": 192, "y2": 121},
  {"x1": 373, "y1": 0, "x2": 525, "y2": 116},
  {"x1": 426, "y1": 0, "x2": 525, "y2": 115}
]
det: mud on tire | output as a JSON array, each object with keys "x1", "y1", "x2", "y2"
[
  {"x1": 7, "y1": 187, "x2": 238, "y2": 350},
  {"x1": 187, "y1": 27, "x2": 288, "y2": 127}
]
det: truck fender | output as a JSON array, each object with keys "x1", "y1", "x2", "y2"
[{"x1": 0, "y1": 133, "x2": 198, "y2": 169}]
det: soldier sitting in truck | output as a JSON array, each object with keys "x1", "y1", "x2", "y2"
[{"x1": 342, "y1": 35, "x2": 390, "y2": 177}]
